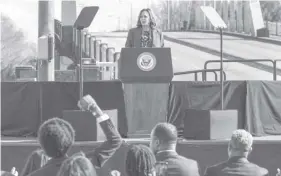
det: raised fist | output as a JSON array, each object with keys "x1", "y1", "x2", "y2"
[
  {"x1": 78, "y1": 95, "x2": 103, "y2": 117},
  {"x1": 78, "y1": 95, "x2": 97, "y2": 111},
  {"x1": 11, "y1": 167, "x2": 18, "y2": 176}
]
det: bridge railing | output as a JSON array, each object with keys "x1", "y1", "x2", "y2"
[
  {"x1": 274, "y1": 59, "x2": 281, "y2": 80},
  {"x1": 174, "y1": 69, "x2": 226, "y2": 81},
  {"x1": 265, "y1": 21, "x2": 281, "y2": 36},
  {"x1": 70, "y1": 29, "x2": 120, "y2": 81},
  {"x1": 204, "y1": 59, "x2": 280, "y2": 81}
]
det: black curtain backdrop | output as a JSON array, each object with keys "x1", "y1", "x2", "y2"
[
  {"x1": 1, "y1": 81, "x2": 127, "y2": 137},
  {"x1": 2, "y1": 81, "x2": 281, "y2": 137},
  {"x1": 167, "y1": 81, "x2": 247, "y2": 136},
  {"x1": 245, "y1": 81, "x2": 281, "y2": 136},
  {"x1": 167, "y1": 81, "x2": 281, "y2": 136},
  {"x1": 1, "y1": 82, "x2": 41, "y2": 136}
]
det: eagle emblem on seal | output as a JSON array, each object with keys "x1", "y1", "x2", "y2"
[{"x1": 137, "y1": 52, "x2": 156, "y2": 71}]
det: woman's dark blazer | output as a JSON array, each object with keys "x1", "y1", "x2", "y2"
[{"x1": 125, "y1": 27, "x2": 164, "y2": 48}]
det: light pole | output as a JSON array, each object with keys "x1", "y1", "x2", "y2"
[
  {"x1": 167, "y1": 0, "x2": 170, "y2": 30},
  {"x1": 130, "y1": 2, "x2": 133, "y2": 28},
  {"x1": 37, "y1": 0, "x2": 55, "y2": 81}
]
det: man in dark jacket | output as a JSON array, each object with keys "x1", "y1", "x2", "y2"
[
  {"x1": 26, "y1": 95, "x2": 122, "y2": 176},
  {"x1": 149, "y1": 123, "x2": 200, "y2": 176},
  {"x1": 204, "y1": 129, "x2": 268, "y2": 176}
]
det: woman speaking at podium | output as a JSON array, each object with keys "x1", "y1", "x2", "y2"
[
  {"x1": 123, "y1": 8, "x2": 168, "y2": 139},
  {"x1": 125, "y1": 8, "x2": 164, "y2": 48}
]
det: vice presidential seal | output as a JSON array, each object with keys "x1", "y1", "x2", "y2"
[{"x1": 137, "y1": 52, "x2": 156, "y2": 71}]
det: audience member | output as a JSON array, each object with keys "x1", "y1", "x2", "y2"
[
  {"x1": 126, "y1": 144, "x2": 156, "y2": 176},
  {"x1": 25, "y1": 95, "x2": 122, "y2": 176},
  {"x1": 150, "y1": 123, "x2": 200, "y2": 176},
  {"x1": 20, "y1": 149, "x2": 49, "y2": 176},
  {"x1": 204, "y1": 129, "x2": 268, "y2": 176},
  {"x1": 57, "y1": 152, "x2": 96, "y2": 176}
]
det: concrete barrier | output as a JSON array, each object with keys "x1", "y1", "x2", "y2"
[
  {"x1": 114, "y1": 52, "x2": 120, "y2": 79},
  {"x1": 94, "y1": 40, "x2": 101, "y2": 62},
  {"x1": 90, "y1": 35, "x2": 96, "y2": 60},
  {"x1": 106, "y1": 47, "x2": 115, "y2": 80}
]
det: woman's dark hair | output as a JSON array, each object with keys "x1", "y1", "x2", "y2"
[
  {"x1": 136, "y1": 8, "x2": 157, "y2": 29},
  {"x1": 38, "y1": 117, "x2": 75, "y2": 158},
  {"x1": 126, "y1": 144, "x2": 156, "y2": 176},
  {"x1": 57, "y1": 152, "x2": 97, "y2": 176}
]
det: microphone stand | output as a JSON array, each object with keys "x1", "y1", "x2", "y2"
[{"x1": 219, "y1": 27, "x2": 224, "y2": 110}]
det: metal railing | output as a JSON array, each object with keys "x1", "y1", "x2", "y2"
[
  {"x1": 71, "y1": 29, "x2": 120, "y2": 81},
  {"x1": 204, "y1": 59, "x2": 280, "y2": 81},
  {"x1": 174, "y1": 69, "x2": 226, "y2": 81},
  {"x1": 274, "y1": 59, "x2": 281, "y2": 80},
  {"x1": 265, "y1": 21, "x2": 281, "y2": 36}
]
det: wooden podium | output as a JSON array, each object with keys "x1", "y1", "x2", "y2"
[{"x1": 119, "y1": 48, "x2": 173, "y2": 138}]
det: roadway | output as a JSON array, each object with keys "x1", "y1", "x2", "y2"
[{"x1": 91, "y1": 32, "x2": 281, "y2": 81}]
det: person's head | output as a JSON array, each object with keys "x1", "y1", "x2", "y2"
[
  {"x1": 149, "y1": 123, "x2": 177, "y2": 154},
  {"x1": 228, "y1": 129, "x2": 253, "y2": 158},
  {"x1": 126, "y1": 144, "x2": 156, "y2": 176},
  {"x1": 57, "y1": 152, "x2": 97, "y2": 176},
  {"x1": 38, "y1": 117, "x2": 75, "y2": 158},
  {"x1": 137, "y1": 8, "x2": 156, "y2": 29}
]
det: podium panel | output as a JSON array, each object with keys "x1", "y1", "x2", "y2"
[
  {"x1": 184, "y1": 109, "x2": 238, "y2": 140},
  {"x1": 119, "y1": 48, "x2": 173, "y2": 83},
  {"x1": 123, "y1": 83, "x2": 169, "y2": 138}
]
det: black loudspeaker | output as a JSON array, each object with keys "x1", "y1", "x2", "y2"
[
  {"x1": 184, "y1": 109, "x2": 238, "y2": 140},
  {"x1": 256, "y1": 28, "x2": 269, "y2": 37},
  {"x1": 62, "y1": 109, "x2": 118, "y2": 141}
]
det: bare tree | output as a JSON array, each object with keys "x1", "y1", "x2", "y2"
[
  {"x1": 151, "y1": 0, "x2": 193, "y2": 30},
  {"x1": 260, "y1": 1, "x2": 281, "y2": 22},
  {"x1": 1, "y1": 15, "x2": 36, "y2": 81}
]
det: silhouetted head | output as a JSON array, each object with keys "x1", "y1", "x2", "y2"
[
  {"x1": 228, "y1": 129, "x2": 253, "y2": 158},
  {"x1": 137, "y1": 8, "x2": 156, "y2": 29},
  {"x1": 57, "y1": 152, "x2": 97, "y2": 176},
  {"x1": 150, "y1": 123, "x2": 177, "y2": 154},
  {"x1": 126, "y1": 144, "x2": 156, "y2": 176},
  {"x1": 38, "y1": 117, "x2": 75, "y2": 158}
]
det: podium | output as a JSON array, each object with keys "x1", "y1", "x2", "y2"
[
  {"x1": 119, "y1": 48, "x2": 173, "y2": 83},
  {"x1": 119, "y1": 48, "x2": 173, "y2": 138}
]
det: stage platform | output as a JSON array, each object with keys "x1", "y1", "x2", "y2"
[{"x1": 2, "y1": 136, "x2": 281, "y2": 176}]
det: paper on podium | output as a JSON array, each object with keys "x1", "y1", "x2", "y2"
[{"x1": 200, "y1": 6, "x2": 227, "y2": 29}]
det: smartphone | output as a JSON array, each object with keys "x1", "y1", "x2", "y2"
[{"x1": 155, "y1": 161, "x2": 168, "y2": 176}]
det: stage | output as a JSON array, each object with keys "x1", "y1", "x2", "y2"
[
  {"x1": 1, "y1": 136, "x2": 281, "y2": 176},
  {"x1": 2, "y1": 80, "x2": 281, "y2": 175}
]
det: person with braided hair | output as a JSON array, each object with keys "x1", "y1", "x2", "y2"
[
  {"x1": 57, "y1": 152, "x2": 96, "y2": 176},
  {"x1": 125, "y1": 144, "x2": 157, "y2": 176}
]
